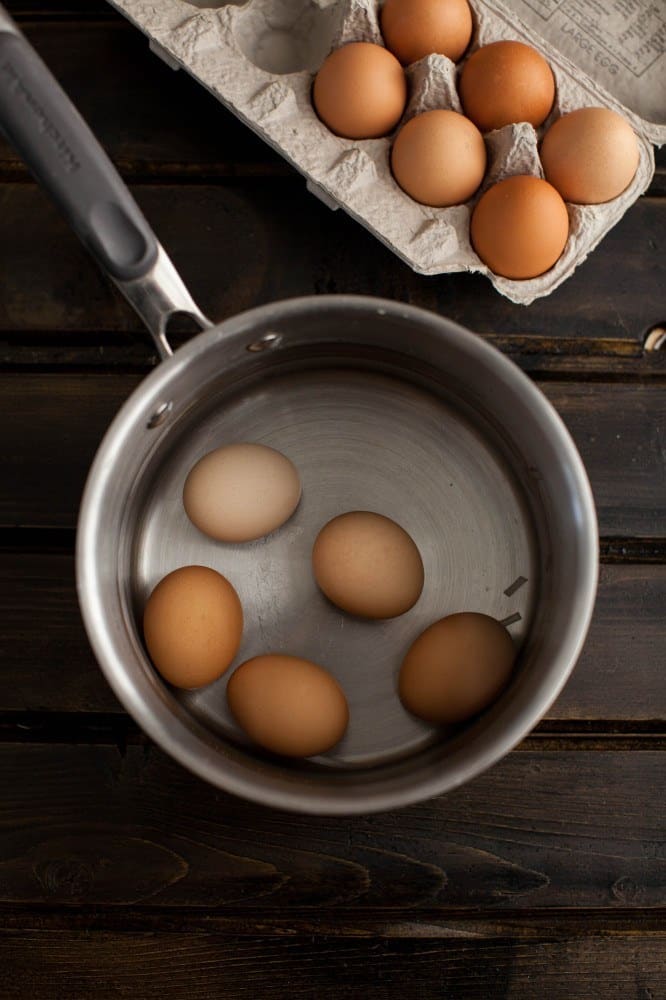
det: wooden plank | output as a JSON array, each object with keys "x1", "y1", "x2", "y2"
[
  {"x1": 0, "y1": 555, "x2": 663, "y2": 721},
  {"x1": 0, "y1": 183, "x2": 664, "y2": 345},
  {"x1": 1, "y1": 929, "x2": 665, "y2": 1000},
  {"x1": 0, "y1": 745, "x2": 663, "y2": 909},
  {"x1": 7, "y1": 0, "x2": 112, "y2": 13},
  {"x1": 540, "y1": 382, "x2": 666, "y2": 538},
  {"x1": 6, "y1": 0, "x2": 115, "y2": 10},
  {"x1": 0, "y1": 374, "x2": 139, "y2": 530},
  {"x1": 0, "y1": 374, "x2": 663, "y2": 536},
  {"x1": 0, "y1": 552, "x2": 120, "y2": 713},
  {"x1": 0, "y1": 21, "x2": 282, "y2": 180},
  {"x1": 553, "y1": 565, "x2": 666, "y2": 721}
]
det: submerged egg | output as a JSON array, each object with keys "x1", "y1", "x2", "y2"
[
  {"x1": 312, "y1": 511, "x2": 424, "y2": 619},
  {"x1": 183, "y1": 442, "x2": 301, "y2": 543},
  {"x1": 143, "y1": 566, "x2": 243, "y2": 689},
  {"x1": 227, "y1": 654, "x2": 349, "y2": 757},
  {"x1": 399, "y1": 612, "x2": 516, "y2": 724}
]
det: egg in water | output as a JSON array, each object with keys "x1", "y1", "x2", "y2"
[
  {"x1": 399, "y1": 612, "x2": 516, "y2": 724},
  {"x1": 312, "y1": 511, "x2": 424, "y2": 619},
  {"x1": 227, "y1": 654, "x2": 349, "y2": 757},
  {"x1": 143, "y1": 566, "x2": 243, "y2": 689},
  {"x1": 183, "y1": 442, "x2": 301, "y2": 543}
]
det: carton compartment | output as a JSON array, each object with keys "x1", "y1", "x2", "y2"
[{"x1": 235, "y1": 0, "x2": 340, "y2": 74}]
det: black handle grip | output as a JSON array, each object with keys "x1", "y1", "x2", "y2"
[{"x1": 0, "y1": 21, "x2": 158, "y2": 281}]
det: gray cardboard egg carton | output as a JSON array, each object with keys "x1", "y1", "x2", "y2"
[{"x1": 107, "y1": 0, "x2": 661, "y2": 304}]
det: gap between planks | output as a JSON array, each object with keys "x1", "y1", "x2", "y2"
[
  {"x1": 0, "y1": 905, "x2": 665, "y2": 937},
  {"x1": 0, "y1": 711, "x2": 664, "y2": 748}
]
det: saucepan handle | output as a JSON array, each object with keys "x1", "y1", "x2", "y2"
[{"x1": 0, "y1": 6, "x2": 210, "y2": 357}]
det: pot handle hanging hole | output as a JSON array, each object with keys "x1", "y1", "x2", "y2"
[{"x1": 113, "y1": 247, "x2": 212, "y2": 362}]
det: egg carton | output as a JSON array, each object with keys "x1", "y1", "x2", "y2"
[{"x1": 106, "y1": 0, "x2": 665, "y2": 304}]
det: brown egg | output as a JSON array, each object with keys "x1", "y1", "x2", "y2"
[
  {"x1": 313, "y1": 42, "x2": 407, "y2": 139},
  {"x1": 183, "y1": 443, "x2": 301, "y2": 543},
  {"x1": 391, "y1": 109, "x2": 486, "y2": 206},
  {"x1": 471, "y1": 175, "x2": 569, "y2": 279},
  {"x1": 227, "y1": 654, "x2": 349, "y2": 757},
  {"x1": 312, "y1": 511, "x2": 424, "y2": 619},
  {"x1": 380, "y1": 0, "x2": 473, "y2": 65},
  {"x1": 459, "y1": 40, "x2": 555, "y2": 131},
  {"x1": 399, "y1": 612, "x2": 516, "y2": 724},
  {"x1": 143, "y1": 566, "x2": 243, "y2": 689},
  {"x1": 541, "y1": 107, "x2": 640, "y2": 205}
]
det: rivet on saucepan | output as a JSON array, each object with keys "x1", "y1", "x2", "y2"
[
  {"x1": 247, "y1": 332, "x2": 282, "y2": 352},
  {"x1": 147, "y1": 402, "x2": 173, "y2": 429}
]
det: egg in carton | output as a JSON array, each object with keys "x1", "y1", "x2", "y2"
[{"x1": 106, "y1": 0, "x2": 663, "y2": 304}]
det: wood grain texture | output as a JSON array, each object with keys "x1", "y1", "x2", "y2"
[
  {"x1": 1, "y1": 182, "x2": 664, "y2": 344},
  {"x1": 0, "y1": 21, "x2": 284, "y2": 180},
  {"x1": 0, "y1": 555, "x2": 663, "y2": 719},
  {"x1": 3, "y1": 906, "x2": 666, "y2": 936},
  {"x1": 0, "y1": 8, "x2": 664, "y2": 991},
  {"x1": 0, "y1": 745, "x2": 664, "y2": 910},
  {"x1": 1, "y1": 929, "x2": 665, "y2": 999},
  {"x1": 0, "y1": 552, "x2": 119, "y2": 713},
  {"x1": 554, "y1": 564, "x2": 666, "y2": 720},
  {"x1": 0, "y1": 374, "x2": 663, "y2": 535}
]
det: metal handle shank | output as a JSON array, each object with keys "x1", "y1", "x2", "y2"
[{"x1": 0, "y1": 7, "x2": 210, "y2": 356}]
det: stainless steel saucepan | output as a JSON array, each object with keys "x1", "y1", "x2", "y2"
[{"x1": 0, "y1": 7, "x2": 597, "y2": 814}]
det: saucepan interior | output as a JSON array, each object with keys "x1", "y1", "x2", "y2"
[{"x1": 77, "y1": 296, "x2": 597, "y2": 814}]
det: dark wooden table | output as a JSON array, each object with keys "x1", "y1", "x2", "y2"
[{"x1": 1, "y1": 4, "x2": 665, "y2": 996}]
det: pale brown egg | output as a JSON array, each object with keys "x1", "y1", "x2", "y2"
[
  {"x1": 470, "y1": 175, "x2": 569, "y2": 279},
  {"x1": 312, "y1": 511, "x2": 424, "y2": 619},
  {"x1": 143, "y1": 566, "x2": 243, "y2": 689},
  {"x1": 540, "y1": 106, "x2": 640, "y2": 205},
  {"x1": 183, "y1": 442, "x2": 301, "y2": 543},
  {"x1": 227, "y1": 654, "x2": 349, "y2": 757},
  {"x1": 380, "y1": 0, "x2": 473, "y2": 65},
  {"x1": 459, "y1": 40, "x2": 555, "y2": 131},
  {"x1": 391, "y1": 109, "x2": 486, "y2": 206},
  {"x1": 399, "y1": 612, "x2": 516, "y2": 724},
  {"x1": 313, "y1": 42, "x2": 407, "y2": 139}
]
